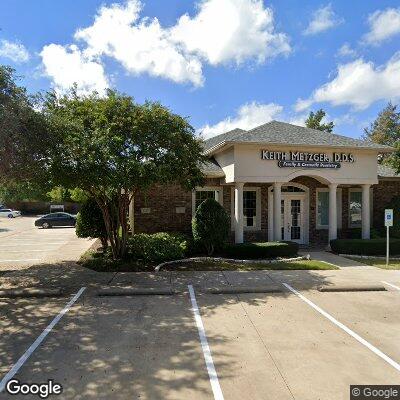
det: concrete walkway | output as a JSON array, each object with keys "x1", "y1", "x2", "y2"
[{"x1": 301, "y1": 250, "x2": 376, "y2": 269}]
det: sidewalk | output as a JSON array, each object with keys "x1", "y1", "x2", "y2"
[{"x1": 300, "y1": 250, "x2": 377, "y2": 270}]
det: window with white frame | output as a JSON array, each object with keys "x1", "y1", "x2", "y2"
[
  {"x1": 243, "y1": 190, "x2": 257, "y2": 227},
  {"x1": 192, "y1": 187, "x2": 222, "y2": 214},
  {"x1": 316, "y1": 188, "x2": 342, "y2": 229},
  {"x1": 349, "y1": 189, "x2": 362, "y2": 227},
  {"x1": 231, "y1": 187, "x2": 261, "y2": 230}
]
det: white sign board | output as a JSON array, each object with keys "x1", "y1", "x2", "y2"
[{"x1": 385, "y1": 209, "x2": 393, "y2": 227}]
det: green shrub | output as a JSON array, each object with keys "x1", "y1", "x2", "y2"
[
  {"x1": 192, "y1": 198, "x2": 230, "y2": 255},
  {"x1": 127, "y1": 232, "x2": 187, "y2": 262},
  {"x1": 76, "y1": 198, "x2": 108, "y2": 249},
  {"x1": 330, "y1": 238, "x2": 400, "y2": 255},
  {"x1": 222, "y1": 241, "x2": 299, "y2": 259}
]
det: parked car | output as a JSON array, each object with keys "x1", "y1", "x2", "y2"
[
  {"x1": 0, "y1": 208, "x2": 22, "y2": 218},
  {"x1": 35, "y1": 212, "x2": 76, "y2": 228}
]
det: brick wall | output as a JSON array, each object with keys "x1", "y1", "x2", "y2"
[{"x1": 133, "y1": 178, "x2": 400, "y2": 244}]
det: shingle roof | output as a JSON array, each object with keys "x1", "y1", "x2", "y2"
[
  {"x1": 377, "y1": 164, "x2": 400, "y2": 178},
  {"x1": 200, "y1": 158, "x2": 224, "y2": 175},
  {"x1": 203, "y1": 120, "x2": 392, "y2": 153}
]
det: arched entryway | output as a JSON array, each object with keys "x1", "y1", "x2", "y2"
[{"x1": 268, "y1": 182, "x2": 310, "y2": 244}]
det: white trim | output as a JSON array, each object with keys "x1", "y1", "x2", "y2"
[
  {"x1": 188, "y1": 285, "x2": 224, "y2": 400},
  {"x1": 316, "y1": 188, "x2": 342, "y2": 230},
  {"x1": 268, "y1": 183, "x2": 309, "y2": 245},
  {"x1": 192, "y1": 187, "x2": 223, "y2": 216},
  {"x1": 348, "y1": 187, "x2": 373, "y2": 228},
  {"x1": 230, "y1": 187, "x2": 261, "y2": 231}
]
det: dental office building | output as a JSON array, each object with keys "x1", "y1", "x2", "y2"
[{"x1": 134, "y1": 121, "x2": 400, "y2": 246}]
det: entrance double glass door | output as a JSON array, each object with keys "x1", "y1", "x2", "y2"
[{"x1": 281, "y1": 197, "x2": 303, "y2": 243}]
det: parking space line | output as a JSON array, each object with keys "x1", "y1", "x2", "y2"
[
  {"x1": 0, "y1": 259, "x2": 41, "y2": 263},
  {"x1": 382, "y1": 281, "x2": 400, "y2": 291},
  {"x1": 0, "y1": 287, "x2": 86, "y2": 393},
  {"x1": 188, "y1": 285, "x2": 224, "y2": 400},
  {"x1": 282, "y1": 283, "x2": 400, "y2": 372}
]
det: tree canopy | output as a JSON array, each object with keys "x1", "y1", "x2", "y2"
[
  {"x1": 364, "y1": 102, "x2": 400, "y2": 147},
  {"x1": 305, "y1": 109, "x2": 334, "y2": 133},
  {"x1": 0, "y1": 65, "x2": 53, "y2": 189},
  {"x1": 43, "y1": 89, "x2": 205, "y2": 258}
]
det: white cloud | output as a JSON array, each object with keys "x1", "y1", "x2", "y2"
[
  {"x1": 336, "y1": 43, "x2": 357, "y2": 58},
  {"x1": 75, "y1": 0, "x2": 204, "y2": 86},
  {"x1": 171, "y1": 0, "x2": 291, "y2": 65},
  {"x1": 40, "y1": 44, "x2": 109, "y2": 95},
  {"x1": 295, "y1": 54, "x2": 400, "y2": 111},
  {"x1": 199, "y1": 102, "x2": 283, "y2": 138},
  {"x1": 363, "y1": 7, "x2": 400, "y2": 45},
  {"x1": 0, "y1": 39, "x2": 30, "y2": 63},
  {"x1": 303, "y1": 4, "x2": 343, "y2": 36},
  {"x1": 44, "y1": 0, "x2": 290, "y2": 88}
]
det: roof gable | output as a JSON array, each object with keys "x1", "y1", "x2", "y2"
[{"x1": 203, "y1": 120, "x2": 392, "y2": 153}]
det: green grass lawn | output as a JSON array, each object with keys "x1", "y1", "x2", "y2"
[
  {"x1": 164, "y1": 260, "x2": 337, "y2": 271},
  {"x1": 79, "y1": 251, "x2": 337, "y2": 272},
  {"x1": 348, "y1": 257, "x2": 400, "y2": 270}
]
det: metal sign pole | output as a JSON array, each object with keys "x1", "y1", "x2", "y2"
[{"x1": 386, "y1": 225, "x2": 389, "y2": 267}]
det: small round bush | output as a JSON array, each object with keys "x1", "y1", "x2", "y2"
[
  {"x1": 76, "y1": 198, "x2": 108, "y2": 249},
  {"x1": 127, "y1": 232, "x2": 187, "y2": 262},
  {"x1": 192, "y1": 198, "x2": 229, "y2": 255}
]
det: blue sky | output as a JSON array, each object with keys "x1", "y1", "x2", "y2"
[{"x1": 1, "y1": 0, "x2": 400, "y2": 139}]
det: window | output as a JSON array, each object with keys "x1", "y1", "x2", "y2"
[
  {"x1": 349, "y1": 189, "x2": 362, "y2": 227},
  {"x1": 317, "y1": 191, "x2": 329, "y2": 227},
  {"x1": 195, "y1": 190, "x2": 216, "y2": 211},
  {"x1": 192, "y1": 187, "x2": 222, "y2": 214},
  {"x1": 316, "y1": 188, "x2": 342, "y2": 229},
  {"x1": 243, "y1": 191, "x2": 257, "y2": 227},
  {"x1": 231, "y1": 187, "x2": 261, "y2": 230}
]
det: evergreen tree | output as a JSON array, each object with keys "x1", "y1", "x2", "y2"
[{"x1": 305, "y1": 109, "x2": 334, "y2": 133}]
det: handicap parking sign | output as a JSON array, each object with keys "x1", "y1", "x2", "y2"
[{"x1": 385, "y1": 209, "x2": 393, "y2": 227}]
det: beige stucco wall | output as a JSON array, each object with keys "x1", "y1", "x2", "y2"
[{"x1": 214, "y1": 144, "x2": 379, "y2": 185}]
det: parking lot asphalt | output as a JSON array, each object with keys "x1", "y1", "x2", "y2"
[
  {"x1": 1, "y1": 268, "x2": 400, "y2": 400},
  {"x1": 0, "y1": 216, "x2": 96, "y2": 271}
]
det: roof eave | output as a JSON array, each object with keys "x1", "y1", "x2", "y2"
[{"x1": 204, "y1": 140, "x2": 393, "y2": 155}]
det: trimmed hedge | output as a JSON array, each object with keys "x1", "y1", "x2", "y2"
[
  {"x1": 127, "y1": 232, "x2": 188, "y2": 262},
  {"x1": 330, "y1": 238, "x2": 400, "y2": 255},
  {"x1": 222, "y1": 241, "x2": 299, "y2": 259}
]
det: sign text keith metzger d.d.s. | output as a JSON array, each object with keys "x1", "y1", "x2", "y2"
[{"x1": 261, "y1": 150, "x2": 355, "y2": 169}]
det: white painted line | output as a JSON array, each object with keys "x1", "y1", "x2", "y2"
[
  {"x1": 282, "y1": 283, "x2": 400, "y2": 372},
  {"x1": 188, "y1": 285, "x2": 224, "y2": 400},
  {"x1": 0, "y1": 287, "x2": 86, "y2": 393},
  {"x1": 382, "y1": 281, "x2": 400, "y2": 291},
  {"x1": 0, "y1": 259, "x2": 41, "y2": 263}
]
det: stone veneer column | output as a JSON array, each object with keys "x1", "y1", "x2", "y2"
[
  {"x1": 273, "y1": 182, "x2": 282, "y2": 241},
  {"x1": 234, "y1": 182, "x2": 244, "y2": 244},
  {"x1": 328, "y1": 183, "x2": 338, "y2": 243},
  {"x1": 362, "y1": 184, "x2": 371, "y2": 239}
]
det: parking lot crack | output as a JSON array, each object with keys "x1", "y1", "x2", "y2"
[{"x1": 237, "y1": 298, "x2": 296, "y2": 400}]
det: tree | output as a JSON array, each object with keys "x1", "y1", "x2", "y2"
[
  {"x1": 43, "y1": 89, "x2": 205, "y2": 259},
  {"x1": 0, "y1": 66, "x2": 53, "y2": 191},
  {"x1": 305, "y1": 109, "x2": 334, "y2": 133},
  {"x1": 364, "y1": 102, "x2": 400, "y2": 147},
  {"x1": 192, "y1": 198, "x2": 230, "y2": 255},
  {"x1": 69, "y1": 188, "x2": 90, "y2": 203},
  {"x1": 76, "y1": 198, "x2": 108, "y2": 250},
  {"x1": 364, "y1": 102, "x2": 400, "y2": 166},
  {"x1": 47, "y1": 186, "x2": 70, "y2": 203}
]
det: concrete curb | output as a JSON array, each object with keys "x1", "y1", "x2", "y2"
[
  {"x1": 339, "y1": 254, "x2": 400, "y2": 260},
  {"x1": 155, "y1": 255, "x2": 309, "y2": 272},
  {"x1": 0, "y1": 288, "x2": 64, "y2": 298},
  {"x1": 204, "y1": 285, "x2": 283, "y2": 294},
  {"x1": 318, "y1": 285, "x2": 386, "y2": 293},
  {"x1": 97, "y1": 287, "x2": 176, "y2": 296}
]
